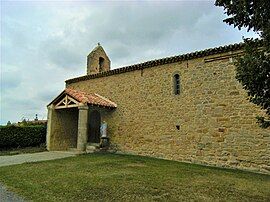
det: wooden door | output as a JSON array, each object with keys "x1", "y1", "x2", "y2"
[{"x1": 88, "y1": 110, "x2": 101, "y2": 143}]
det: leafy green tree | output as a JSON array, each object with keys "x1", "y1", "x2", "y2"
[{"x1": 215, "y1": 0, "x2": 270, "y2": 128}]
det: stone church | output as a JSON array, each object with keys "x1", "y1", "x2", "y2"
[{"x1": 47, "y1": 42, "x2": 269, "y2": 173}]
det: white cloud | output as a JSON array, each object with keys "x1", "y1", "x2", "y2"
[{"x1": 1, "y1": 1, "x2": 259, "y2": 124}]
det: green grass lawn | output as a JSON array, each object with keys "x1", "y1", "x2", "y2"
[{"x1": 0, "y1": 153, "x2": 269, "y2": 201}]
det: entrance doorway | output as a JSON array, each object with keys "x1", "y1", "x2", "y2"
[{"x1": 88, "y1": 110, "x2": 101, "y2": 143}]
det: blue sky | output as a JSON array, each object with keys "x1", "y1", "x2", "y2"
[{"x1": 1, "y1": 0, "x2": 258, "y2": 125}]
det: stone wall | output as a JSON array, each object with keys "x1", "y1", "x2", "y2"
[
  {"x1": 67, "y1": 51, "x2": 270, "y2": 173},
  {"x1": 48, "y1": 108, "x2": 78, "y2": 150}
]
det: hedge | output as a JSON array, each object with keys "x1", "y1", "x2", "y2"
[{"x1": 0, "y1": 125, "x2": 46, "y2": 149}]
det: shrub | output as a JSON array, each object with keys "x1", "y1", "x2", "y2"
[{"x1": 0, "y1": 125, "x2": 46, "y2": 149}]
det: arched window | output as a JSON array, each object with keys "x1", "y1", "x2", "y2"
[
  {"x1": 99, "y1": 57, "x2": 105, "y2": 70},
  {"x1": 173, "y1": 74, "x2": 180, "y2": 95}
]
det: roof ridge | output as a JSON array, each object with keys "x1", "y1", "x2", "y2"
[{"x1": 66, "y1": 39, "x2": 263, "y2": 84}]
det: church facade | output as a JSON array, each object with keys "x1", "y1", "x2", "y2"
[{"x1": 47, "y1": 42, "x2": 270, "y2": 173}]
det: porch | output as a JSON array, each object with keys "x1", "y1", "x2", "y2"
[{"x1": 46, "y1": 88, "x2": 117, "y2": 153}]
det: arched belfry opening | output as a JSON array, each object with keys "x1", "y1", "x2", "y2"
[
  {"x1": 99, "y1": 57, "x2": 105, "y2": 71},
  {"x1": 87, "y1": 43, "x2": 111, "y2": 75}
]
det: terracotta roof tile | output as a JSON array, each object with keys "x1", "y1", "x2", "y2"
[
  {"x1": 65, "y1": 40, "x2": 263, "y2": 84},
  {"x1": 65, "y1": 88, "x2": 117, "y2": 108},
  {"x1": 48, "y1": 88, "x2": 117, "y2": 108}
]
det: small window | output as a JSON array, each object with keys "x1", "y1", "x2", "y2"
[{"x1": 173, "y1": 74, "x2": 180, "y2": 95}]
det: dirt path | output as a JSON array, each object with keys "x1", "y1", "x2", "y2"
[{"x1": 0, "y1": 151, "x2": 76, "y2": 167}]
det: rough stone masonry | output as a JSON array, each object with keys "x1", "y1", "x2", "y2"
[{"x1": 47, "y1": 42, "x2": 270, "y2": 174}]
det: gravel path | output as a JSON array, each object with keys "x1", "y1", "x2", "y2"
[
  {"x1": 0, "y1": 151, "x2": 76, "y2": 167},
  {"x1": 0, "y1": 183, "x2": 25, "y2": 202}
]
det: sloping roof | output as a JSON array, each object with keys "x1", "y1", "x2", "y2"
[
  {"x1": 65, "y1": 88, "x2": 117, "y2": 108},
  {"x1": 65, "y1": 40, "x2": 263, "y2": 84},
  {"x1": 87, "y1": 44, "x2": 110, "y2": 61},
  {"x1": 48, "y1": 88, "x2": 117, "y2": 108}
]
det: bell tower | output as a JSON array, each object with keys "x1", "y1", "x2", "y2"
[{"x1": 87, "y1": 43, "x2": 111, "y2": 75}]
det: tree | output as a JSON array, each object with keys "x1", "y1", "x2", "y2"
[{"x1": 215, "y1": 0, "x2": 270, "y2": 128}]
